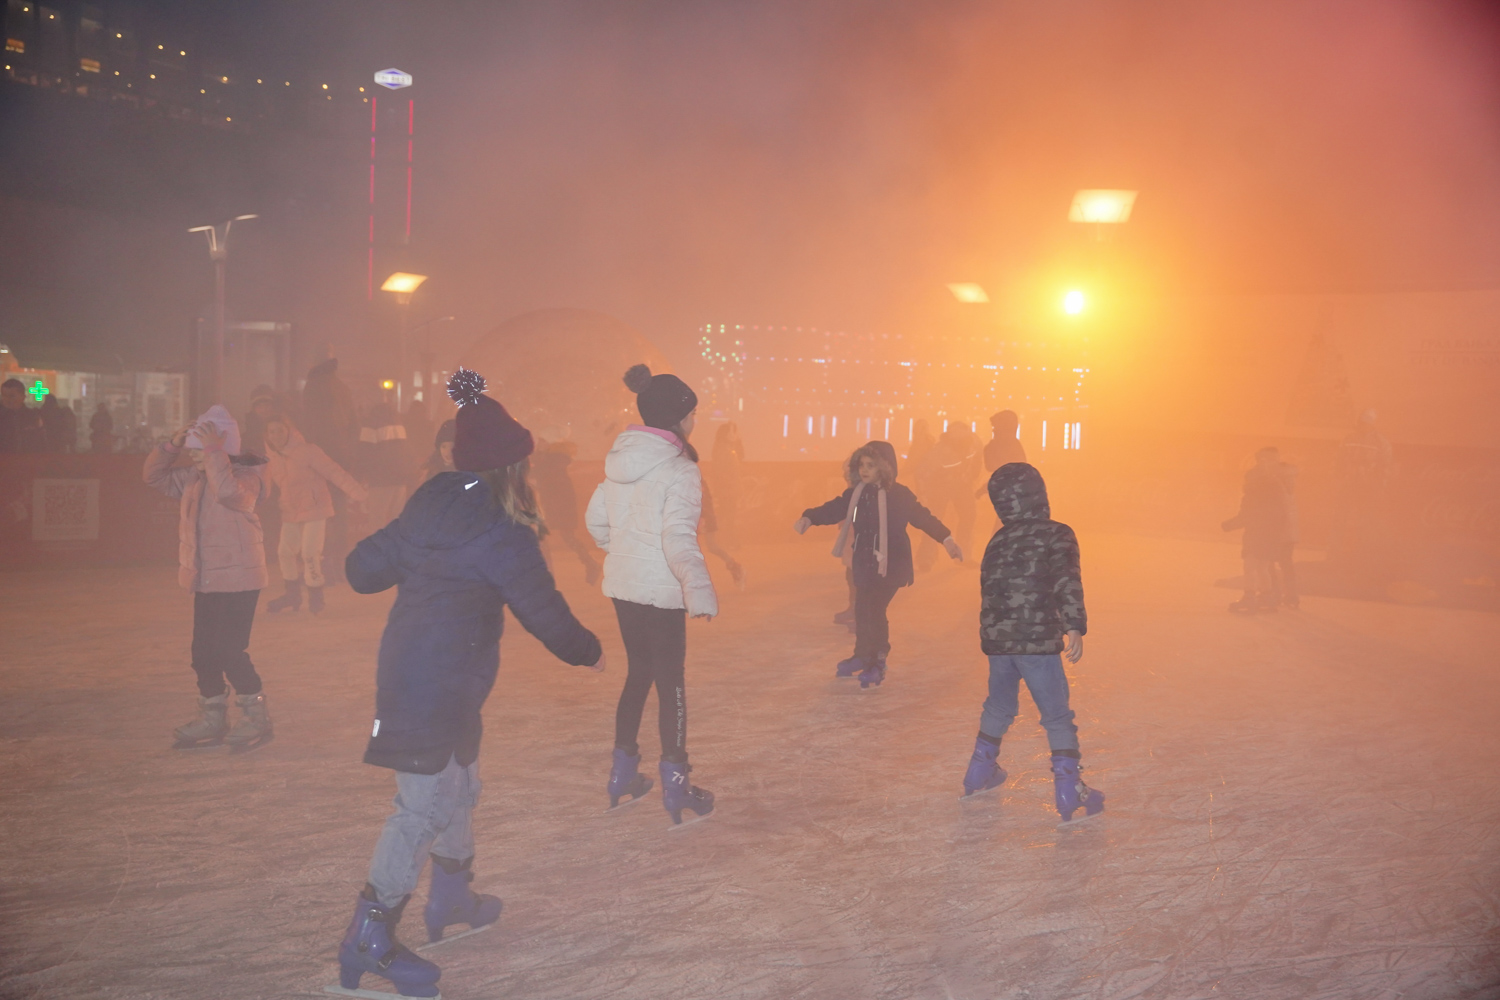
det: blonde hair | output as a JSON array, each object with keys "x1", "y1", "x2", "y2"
[{"x1": 478, "y1": 459, "x2": 548, "y2": 538}]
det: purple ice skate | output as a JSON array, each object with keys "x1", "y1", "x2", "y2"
[
  {"x1": 332, "y1": 888, "x2": 441, "y2": 998},
  {"x1": 961, "y1": 737, "x2": 1007, "y2": 798},
  {"x1": 606, "y1": 747, "x2": 654, "y2": 809},
  {"x1": 1051, "y1": 755, "x2": 1105, "y2": 825},
  {"x1": 660, "y1": 760, "x2": 714, "y2": 828},
  {"x1": 423, "y1": 855, "x2": 502, "y2": 945},
  {"x1": 835, "y1": 655, "x2": 867, "y2": 678},
  {"x1": 857, "y1": 654, "x2": 887, "y2": 689}
]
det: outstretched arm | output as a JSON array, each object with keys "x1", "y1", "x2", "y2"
[
  {"x1": 483, "y1": 525, "x2": 603, "y2": 666},
  {"x1": 802, "y1": 488, "x2": 854, "y2": 528}
]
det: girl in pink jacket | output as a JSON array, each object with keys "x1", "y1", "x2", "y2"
[
  {"x1": 263, "y1": 415, "x2": 368, "y2": 615},
  {"x1": 142, "y1": 405, "x2": 273, "y2": 752}
]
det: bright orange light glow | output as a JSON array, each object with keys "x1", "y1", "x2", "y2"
[
  {"x1": 380, "y1": 272, "x2": 429, "y2": 294},
  {"x1": 947, "y1": 282, "x2": 989, "y2": 303},
  {"x1": 380, "y1": 379, "x2": 396, "y2": 390},
  {"x1": 1063, "y1": 289, "x2": 1087, "y2": 314},
  {"x1": 1068, "y1": 189, "x2": 1137, "y2": 224}
]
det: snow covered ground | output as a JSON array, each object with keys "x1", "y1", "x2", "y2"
[{"x1": 1, "y1": 533, "x2": 1497, "y2": 1000}]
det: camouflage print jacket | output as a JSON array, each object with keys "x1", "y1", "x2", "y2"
[{"x1": 980, "y1": 463, "x2": 1087, "y2": 655}]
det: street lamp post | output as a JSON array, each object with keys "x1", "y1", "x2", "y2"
[
  {"x1": 189, "y1": 214, "x2": 258, "y2": 407},
  {"x1": 380, "y1": 272, "x2": 429, "y2": 409}
]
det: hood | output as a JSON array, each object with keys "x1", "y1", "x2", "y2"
[
  {"x1": 988, "y1": 462, "x2": 1050, "y2": 522},
  {"x1": 397, "y1": 471, "x2": 503, "y2": 551},
  {"x1": 866, "y1": 440, "x2": 899, "y2": 479},
  {"x1": 269, "y1": 426, "x2": 308, "y2": 456},
  {"x1": 604, "y1": 428, "x2": 683, "y2": 485}
]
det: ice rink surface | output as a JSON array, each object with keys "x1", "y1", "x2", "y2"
[{"x1": 1, "y1": 534, "x2": 1497, "y2": 1000}]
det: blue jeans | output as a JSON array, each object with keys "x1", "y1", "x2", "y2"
[
  {"x1": 978, "y1": 654, "x2": 1080, "y2": 751},
  {"x1": 367, "y1": 755, "x2": 480, "y2": 907}
]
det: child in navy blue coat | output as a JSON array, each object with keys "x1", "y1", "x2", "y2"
[
  {"x1": 333, "y1": 370, "x2": 604, "y2": 1000},
  {"x1": 795, "y1": 441, "x2": 962, "y2": 687}
]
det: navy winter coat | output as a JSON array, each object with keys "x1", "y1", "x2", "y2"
[
  {"x1": 347, "y1": 471, "x2": 602, "y2": 774},
  {"x1": 802, "y1": 442, "x2": 951, "y2": 589}
]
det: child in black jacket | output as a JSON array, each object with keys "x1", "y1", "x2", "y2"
[
  {"x1": 961, "y1": 462, "x2": 1104, "y2": 825},
  {"x1": 795, "y1": 441, "x2": 962, "y2": 687},
  {"x1": 333, "y1": 370, "x2": 605, "y2": 999}
]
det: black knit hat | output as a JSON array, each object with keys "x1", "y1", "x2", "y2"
[
  {"x1": 623, "y1": 364, "x2": 697, "y2": 429},
  {"x1": 447, "y1": 368, "x2": 534, "y2": 471}
]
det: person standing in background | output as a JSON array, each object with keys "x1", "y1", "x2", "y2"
[
  {"x1": 711, "y1": 421, "x2": 745, "y2": 543},
  {"x1": 402, "y1": 399, "x2": 434, "y2": 481},
  {"x1": 39, "y1": 394, "x2": 76, "y2": 452},
  {"x1": 0, "y1": 378, "x2": 46, "y2": 453},
  {"x1": 301, "y1": 356, "x2": 360, "y2": 580},
  {"x1": 532, "y1": 439, "x2": 601, "y2": 585},
  {"x1": 88, "y1": 401, "x2": 115, "y2": 454},
  {"x1": 978, "y1": 410, "x2": 1026, "y2": 530},
  {"x1": 241, "y1": 385, "x2": 281, "y2": 458},
  {"x1": 420, "y1": 419, "x2": 457, "y2": 484}
]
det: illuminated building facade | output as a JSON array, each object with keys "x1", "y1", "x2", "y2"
[{"x1": 698, "y1": 323, "x2": 1090, "y2": 461}]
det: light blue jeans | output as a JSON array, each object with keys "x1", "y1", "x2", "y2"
[
  {"x1": 368, "y1": 755, "x2": 480, "y2": 907},
  {"x1": 979, "y1": 654, "x2": 1080, "y2": 751}
]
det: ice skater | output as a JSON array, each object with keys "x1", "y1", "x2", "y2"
[
  {"x1": 1221, "y1": 446, "x2": 1294, "y2": 613},
  {"x1": 795, "y1": 441, "x2": 962, "y2": 688},
  {"x1": 262, "y1": 414, "x2": 367, "y2": 615},
  {"x1": 143, "y1": 406, "x2": 274, "y2": 752},
  {"x1": 960, "y1": 462, "x2": 1104, "y2": 826},
  {"x1": 333, "y1": 369, "x2": 605, "y2": 999},
  {"x1": 586, "y1": 364, "x2": 718, "y2": 826}
]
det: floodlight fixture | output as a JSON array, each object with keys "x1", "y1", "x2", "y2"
[
  {"x1": 381, "y1": 272, "x2": 429, "y2": 295},
  {"x1": 947, "y1": 283, "x2": 990, "y2": 304},
  {"x1": 1068, "y1": 189, "x2": 1137, "y2": 224}
]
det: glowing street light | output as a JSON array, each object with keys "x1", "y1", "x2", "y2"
[
  {"x1": 947, "y1": 282, "x2": 989, "y2": 304},
  {"x1": 1062, "y1": 289, "x2": 1087, "y2": 315},
  {"x1": 1068, "y1": 189, "x2": 1137, "y2": 224},
  {"x1": 380, "y1": 271, "x2": 429, "y2": 303}
]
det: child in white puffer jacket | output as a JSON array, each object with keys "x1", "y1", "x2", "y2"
[{"x1": 586, "y1": 365, "x2": 718, "y2": 826}]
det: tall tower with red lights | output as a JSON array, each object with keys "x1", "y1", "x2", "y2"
[{"x1": 368, "y1": 67, "x2": 415, "y2": 300}]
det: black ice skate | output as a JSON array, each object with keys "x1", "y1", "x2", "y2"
[
  {"x1": 225, "y1": 693, "x2": 273, "y2": 754},
  {"x1": 172, "y1": 693, "x2": 229, "y2": 749}
]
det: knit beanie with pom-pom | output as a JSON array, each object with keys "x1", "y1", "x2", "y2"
[
  {"x1": 447, "y1": 368, "x2": 534, "y2": 471},
  {"x1": 623, "y1": 364, "x2": 697, "y2": 430}
]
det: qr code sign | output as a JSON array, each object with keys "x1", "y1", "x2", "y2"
[{"x1": 32, "y1": 479, "x2": 101, "y2": 542}]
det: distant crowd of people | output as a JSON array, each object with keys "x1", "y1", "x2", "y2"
[{"x1": 0, "y1": 376, "x2": 164, "y2": 455}]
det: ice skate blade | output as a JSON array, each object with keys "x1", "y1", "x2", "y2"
[
  {"x1": 171, "y1": 738, "x2": 225, "y2": 751},
  {"x1": 227, "y1": 733, "x2": 274, "y2": 755},
  {"x1": 666, "y1": 809, "x2": 713, "y2": 831},
  {"x1": 604, "y1": 793, "x2": 649, "y2": 813},
  {"x1": 324, "y1": 986, "x2": 442, "y2": 1000},
  {"x1": 416, "y1": 922, "x2": 492, "y2": 951},
  {"x1": 1055, "y1": 810, "x2": 1104, "y2": 830},
  {"x1": 959, "y1": 785, "x2": 1003, "y2": 803}
]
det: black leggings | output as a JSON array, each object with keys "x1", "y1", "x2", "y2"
[
  {"x1": 612, "y1": 599, "x2": 688, "y2": 763},
  {"x1": 853, "y1": 578, "x2": 901, "y2": 661},
  {"x1": 191, "y1": 590, "x2": 263, "y2": 697}
]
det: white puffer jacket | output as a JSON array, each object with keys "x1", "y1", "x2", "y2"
[{"x1": 586, "y1": 428, "x2": 719, "y2": 617}]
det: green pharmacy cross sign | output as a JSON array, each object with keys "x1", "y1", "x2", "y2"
[{"x1": 27, "y1": 380, "x2": 49, "y2": 403}]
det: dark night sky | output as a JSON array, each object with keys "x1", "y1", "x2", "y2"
[{"x1": 4, "y1": 0, "x2": 1500, "y2": 369}]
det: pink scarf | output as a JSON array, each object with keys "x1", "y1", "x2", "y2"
[{"x1": 831, "y1": 483, "x2": 889, "y2": 577}]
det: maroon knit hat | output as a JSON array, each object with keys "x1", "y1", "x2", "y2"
[{"x1": 446, "y1": 368, "x2": 534, "y2": 471}]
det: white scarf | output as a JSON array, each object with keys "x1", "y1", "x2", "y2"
[{"x1": 831, "y1": 482, "x2": 889, "y2": 577}]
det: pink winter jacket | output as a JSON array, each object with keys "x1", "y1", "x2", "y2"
[
  {"x1": 143, "y1": 442, "x2": 269, "y2": 593},
  {"x1": 266, "y1": 427, "x2": 367, "y2": 523}
]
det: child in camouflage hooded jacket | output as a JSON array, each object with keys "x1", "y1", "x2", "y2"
[{"x1": 960, "y1": 462, "x2": 1105, "y2": 824}]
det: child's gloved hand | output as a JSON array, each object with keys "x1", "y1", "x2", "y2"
[
  {"x1": 1063, "y1": 630, "x2": 1084, "y2": 664},
  {"x1": 793, "y1": 516, "x2": 811, "y2": 535},
  {"x1": 943, "y1": 536, "x2": 963, "y2": 562}
]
